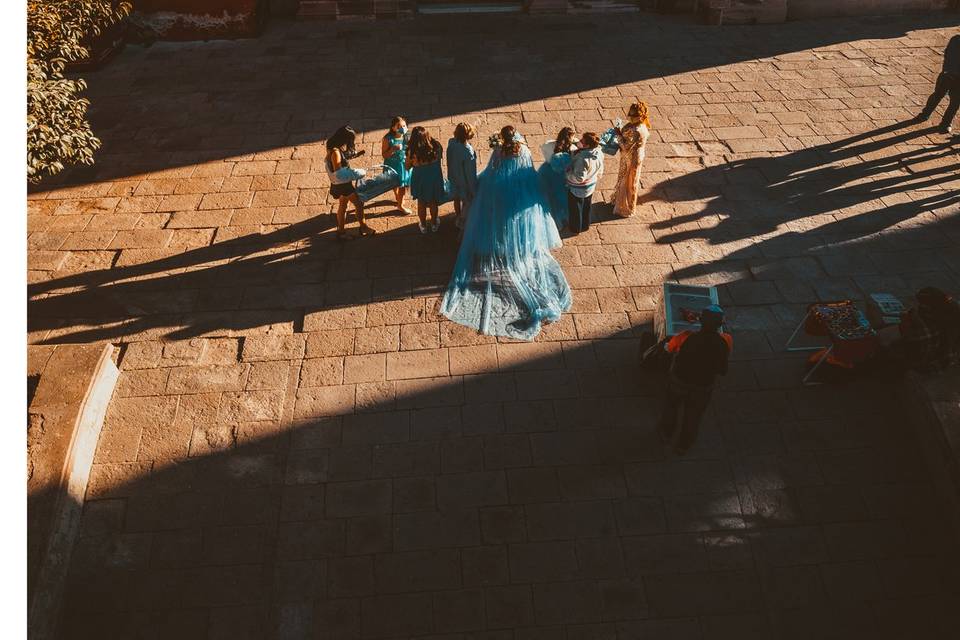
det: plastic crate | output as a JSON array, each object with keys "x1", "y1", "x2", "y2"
[{"x1": 654, "y1": 283, "x2": 721, "y2": 340}]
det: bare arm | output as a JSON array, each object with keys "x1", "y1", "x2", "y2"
[
  {"x1": 381, "y1": 137, "x2": 395, "y2": 160},
  {"x1": 329, "y1": 149, "x2": 343, "y2": 171}
]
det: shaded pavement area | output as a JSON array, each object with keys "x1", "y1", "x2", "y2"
[{"x1": 26, "y1": 11, "x2": 960, "y2": 640}]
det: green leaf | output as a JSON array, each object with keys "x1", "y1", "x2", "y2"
[{"x1": 27, "y1": 0, "x2": 128, "y2": 183}]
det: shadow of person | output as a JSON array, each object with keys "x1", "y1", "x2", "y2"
[
  {"x1": 42, "y1": 323, "x2": 960, "y2": 638},
  {"x1": 644, "y1": 121, "x2": 959, "y2": 283},
  {"x1": 28, "y1": 210, "x2": 461, "y2": 344}
]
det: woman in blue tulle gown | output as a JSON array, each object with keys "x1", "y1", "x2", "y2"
[
  {"x1": 441, "y1": 126, "x2": 572, "y2": 341},
  {"x1": 537, "y1": 126, "x2": 576, "y2": 231}
]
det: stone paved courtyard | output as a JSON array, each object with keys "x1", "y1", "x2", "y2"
[{"x1": 27, "y1": 10, "x2": 960, "y2": 640}]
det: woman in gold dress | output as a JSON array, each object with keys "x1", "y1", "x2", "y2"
[{"x1": 611, "y1": 101, "x2": 651, "y2": 218}]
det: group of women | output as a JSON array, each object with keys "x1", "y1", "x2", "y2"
[{"x1": 323, "y1": 102, "x2": 652, "y2": 340}]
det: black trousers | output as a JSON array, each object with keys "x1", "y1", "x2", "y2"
[
  {"x1": 920, "y1": 72, "x2": 960, "y2": 127},
  {"x1": 567, "y1": 192, "x2": 593, "y2": 234},
  {"x1": 658, "y1": 373, "x2": 713, "y2": 452}
]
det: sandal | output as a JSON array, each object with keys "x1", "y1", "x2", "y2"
[{"x1": 335, "y1": 230, "x2": 355, "y2": 242}]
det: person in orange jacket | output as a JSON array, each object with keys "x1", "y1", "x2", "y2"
[{"x1": 658, "y1": 305, "x2": 732, "y2": 455}]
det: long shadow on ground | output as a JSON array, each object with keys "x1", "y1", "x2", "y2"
[
  {"x1": 46, "y1": 330, "x2": 960, "y2": 639},
  {"x1": 29, "y1": 122, "x2": 960, "y2": 344}
]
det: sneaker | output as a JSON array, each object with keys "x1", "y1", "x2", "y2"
[
  {"x1": 418, "y1": 221, "x2": 428, "y2": 235},
  {"x1": 431, "y1": 221, "x2": 440, "y2": 233},
  {"x1": 913, "y1": 112, "x2": 930, "y2": 123},
  {"x1": 936, "y1": 123, "x2": 952, "y2": 135}
]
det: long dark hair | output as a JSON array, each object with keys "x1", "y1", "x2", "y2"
[
  {"x1": 406, "y1": 126, "x2": 440, "y2": 163},
  {"x1": 326, "y1": 126, "x2": 357, "y2": 152},
  {"x1": 553, "y1": 127, "x2": 574, "y2": 155},
  {"x1": 500, "y1": 125, "x2": 521, "y2": 157}
]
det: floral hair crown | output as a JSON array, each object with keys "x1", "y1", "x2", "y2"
[{"x1": 488, "y1": 131, "x2": 526, "y2": 149}]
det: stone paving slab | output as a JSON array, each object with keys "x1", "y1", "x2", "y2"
[{"x1": 26, "y1": 10, "x2": 960, "y2": 640}]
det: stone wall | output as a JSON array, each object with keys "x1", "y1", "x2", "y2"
[
  {"x1": 297, "y1": 0, "x2": 414, "y2": 20},
  {"x1": 132, "y1": 0, "x2": 955, "y2": 36}
]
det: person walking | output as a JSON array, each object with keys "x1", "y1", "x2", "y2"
[
  {"x1": 564, "y1": 132, "x2": 604, "y2": 235},
  {"x1": 915, "y1": 34, "x2": 960, "y2": 134},
  {"x1": 657, "y1": 305, "x2": 732, "y2": 456}
]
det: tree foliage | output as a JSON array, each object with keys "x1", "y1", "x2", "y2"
[{"x1": 27, "y1": 0, "x2": 131, "y2": 183}]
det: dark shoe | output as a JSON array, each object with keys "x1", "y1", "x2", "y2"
[
  {"x1": 936, "y1": 123, "x2": 952, "y2": 135},
  {"x1": 913, "y1": 112, "x2": 931, "y2": 123},
  {"x1": 672, "y1": 444, "x2": 689, "y2": 456}
]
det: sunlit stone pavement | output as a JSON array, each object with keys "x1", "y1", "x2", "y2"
[{"x1": 27, "y1": 11, "x2": 960, "y2": 639}]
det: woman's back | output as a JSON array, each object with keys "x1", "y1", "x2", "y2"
[
  {"x1": 486, "y1": 144, "x2": 534, "y2": 174},
  {"x1": 622, "y1": 123, "x2": 649, "y2": 157},
  {"x1": 442, "y1": 137, "x2": 571, "y2": 340},
  {"x1": 462, "y1": 144, "x2": 559, "y2": 259},
  {"x1": 410, "y1": 139, "x2": 442, "y2": 166}
]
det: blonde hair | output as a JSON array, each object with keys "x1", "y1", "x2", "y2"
[{"x1": 628, "y1": 101, "x2": 651, "y2": 129}]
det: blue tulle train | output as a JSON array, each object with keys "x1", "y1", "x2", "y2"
[{"x1": 441, "y1": 146, "x2": 572, "y2": 341}]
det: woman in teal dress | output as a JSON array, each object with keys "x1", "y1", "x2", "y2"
[
  {"x1": 405, "y1": 126, "x2": 446, "y2": 234},
  {"x1": 441, "y1": 126, "x2": 572, "y2": 340},
  {"x1": 537, "y1": 126, "x2": 576, "y2": 231},
  {"x1": 447, "y1": 122, "x2": 479, "y2": 233},
  {"x1": 381, "y1": 116, "x2": 413, "y2": 214}
]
